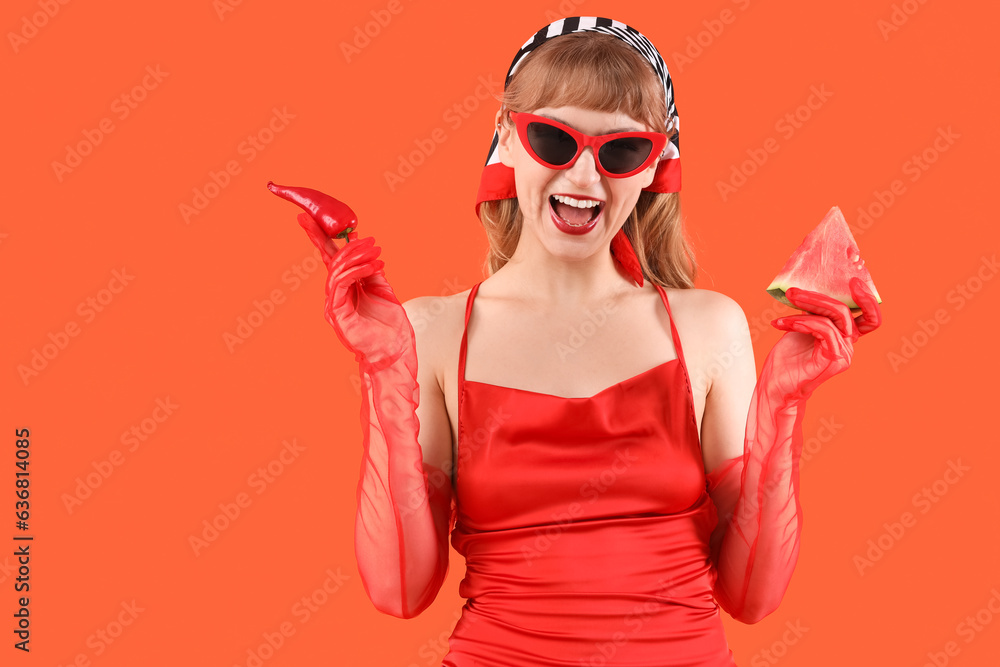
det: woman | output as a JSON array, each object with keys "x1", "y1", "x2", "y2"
[{"x1": 289, "y1": 16, "x2": 881, "y2": 666}]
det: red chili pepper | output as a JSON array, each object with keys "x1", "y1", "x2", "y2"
[{"x1": 267, "y1": 181, "x2": 357, "y2": 243}]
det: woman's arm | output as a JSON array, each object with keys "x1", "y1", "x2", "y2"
[
  {"x1": 700, "y1": 292, "x2": 804, "y2": 624},
  {"x1": 352, "y1": 297, "x2": 455, "y2": 619},
  {"x1": 269, "y1": 184, "x2": 456, "y2": 619},
  {"x1": 701, "y1": 281, "x2": 880, "y2": 624},
  {"x1": 696, "y1": 295, "x2": 766, "y2": 620}
]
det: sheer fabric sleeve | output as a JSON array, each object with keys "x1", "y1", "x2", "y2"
[
  {"x1": 705, "y1": 379, "x2": 806, "y2": 625},
  {"x1": 704, "y1": 279, "x2": 882, "y2": 624},
  {"x1": 353, "y1": 350, "x2": 456, "y2": 619},
  {"x1": 313, "y1": 224, "x2": 455, "y2": 619}
]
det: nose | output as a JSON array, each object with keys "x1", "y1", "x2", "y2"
[{"x1": 564, "y1": 146, "x2": 601, "y2": 188}]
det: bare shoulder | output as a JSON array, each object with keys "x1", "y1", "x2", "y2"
[
  {"x1": 401, "y1": 291, "x2": 470, "y2": 342},
  {"x1": 400, "y1": 291, "x2": 471, "y2": 381},
  {"x1": 663, "y1": 287, "x2": 750, "y2": 342},
  {"x1": 663, "y1": 287, "x2": 754, "y2": 399}
]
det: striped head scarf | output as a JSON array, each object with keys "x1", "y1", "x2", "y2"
[{"x1": 474, "y1": 16, "x2": 681, "y2": 287}]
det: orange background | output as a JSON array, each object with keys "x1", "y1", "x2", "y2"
[{"x1": 3, "y1": 0, "x2": 999, "y2": 665}]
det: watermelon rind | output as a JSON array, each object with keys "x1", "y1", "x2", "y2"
[{"x1": 766, "y1": 206, "x2": 882, "y2": 311}]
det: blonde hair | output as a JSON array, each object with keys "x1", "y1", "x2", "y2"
[{"x1": 478, "y1": 32, "x2": 698, "y2": 289}]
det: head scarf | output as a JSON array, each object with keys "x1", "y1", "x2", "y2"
[{"x1": 474, "y1": 16, "x2": 681, "y2": 287}]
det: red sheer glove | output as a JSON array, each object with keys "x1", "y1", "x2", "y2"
[
  {"x1": 291, "y1": 204, "x2": 454, "y2": 619},
  {"x1": 706, "y1": 277, "x2": 882, "y2": 623}
]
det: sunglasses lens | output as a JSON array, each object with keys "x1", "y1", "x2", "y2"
[
  {"x1": 599, "y1": 138, "x2": 655, "y2": 174},
  {"x1": 526, "y1": 122, "x2": 578, "y2": 166}
]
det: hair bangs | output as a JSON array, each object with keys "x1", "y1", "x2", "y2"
[{"x1": 500, "y1": 32, "x2": 668, "y2": 135}]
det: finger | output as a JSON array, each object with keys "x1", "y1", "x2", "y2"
[
  {"x1": 784, "y1": 287, "x2": 855, "y2": 338},
  {"x1": 319, "y1": 235, "x2": 377, "y2": 275},
  {"x1": 328, "y1": 257, "x2": 383, "y2": 310},
  {"x1": 328, "y1": 254, "x2": 382, "y2": 293},
  {"x1": 328, "y1": 261, "x2": 385, "y2": 315},
  {"x1": 772, "y1": 314, "x2": 848, "y2": 359},
  {"x1": 784, "y1": 287, "x2": 857, "y2": 340},
  {"x1": 327, "y1": 236, "x2": 380, "y2": 276},
  {"x1": 295, "y1": 212, "x2": 337, "y2": 257},
  {"x1": 849, "y1": 277, "x2": 883, "y2": 336},
  {"x1": 363, "y1": 271, "x2": 402, "y2": 306},
  {"x1": 364, "y1": 271, "x2": 398, "y2": 303},
  {"x1": 329, "y1": 257, "x2": 384, "y2": 299},
  {"x1": 772, "y1": 318, "x2": 854, "y2": 390}
]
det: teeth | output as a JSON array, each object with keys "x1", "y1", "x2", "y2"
[{"x1": 553, "y1": 194, "x2": 601, "y2": 209}]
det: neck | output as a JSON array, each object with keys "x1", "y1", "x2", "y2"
[{"x1": 495, "y1": 228, "x2": 638, "y2": 307}]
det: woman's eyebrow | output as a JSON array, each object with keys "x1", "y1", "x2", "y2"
[{"x1": 539, "y1": 113, "x2": 643, "y2": 134}]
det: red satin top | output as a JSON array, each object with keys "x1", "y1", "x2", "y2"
[{"x1": 444, "y1": 280, "x2": 737, "y2": 666}]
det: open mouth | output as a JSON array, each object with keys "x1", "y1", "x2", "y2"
[{"x1": 549, "y1": 194, "x2": 604, "y2": 227}]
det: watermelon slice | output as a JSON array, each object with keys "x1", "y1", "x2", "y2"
[{"x1": 766, "y1": 206, "x2": 882, "y2": 311}]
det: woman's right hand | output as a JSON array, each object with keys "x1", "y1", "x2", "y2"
[{"x1": 296, "y1": 211, "x2": 413, "y2": 374}]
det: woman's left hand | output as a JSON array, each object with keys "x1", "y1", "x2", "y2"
[{"x1": 766, "y1": 277, "x2": 883, "y2": 402}]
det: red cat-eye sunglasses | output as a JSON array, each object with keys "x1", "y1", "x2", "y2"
[{"x1": 508, "y1": 111, "x2": 668, "y2": 178}]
